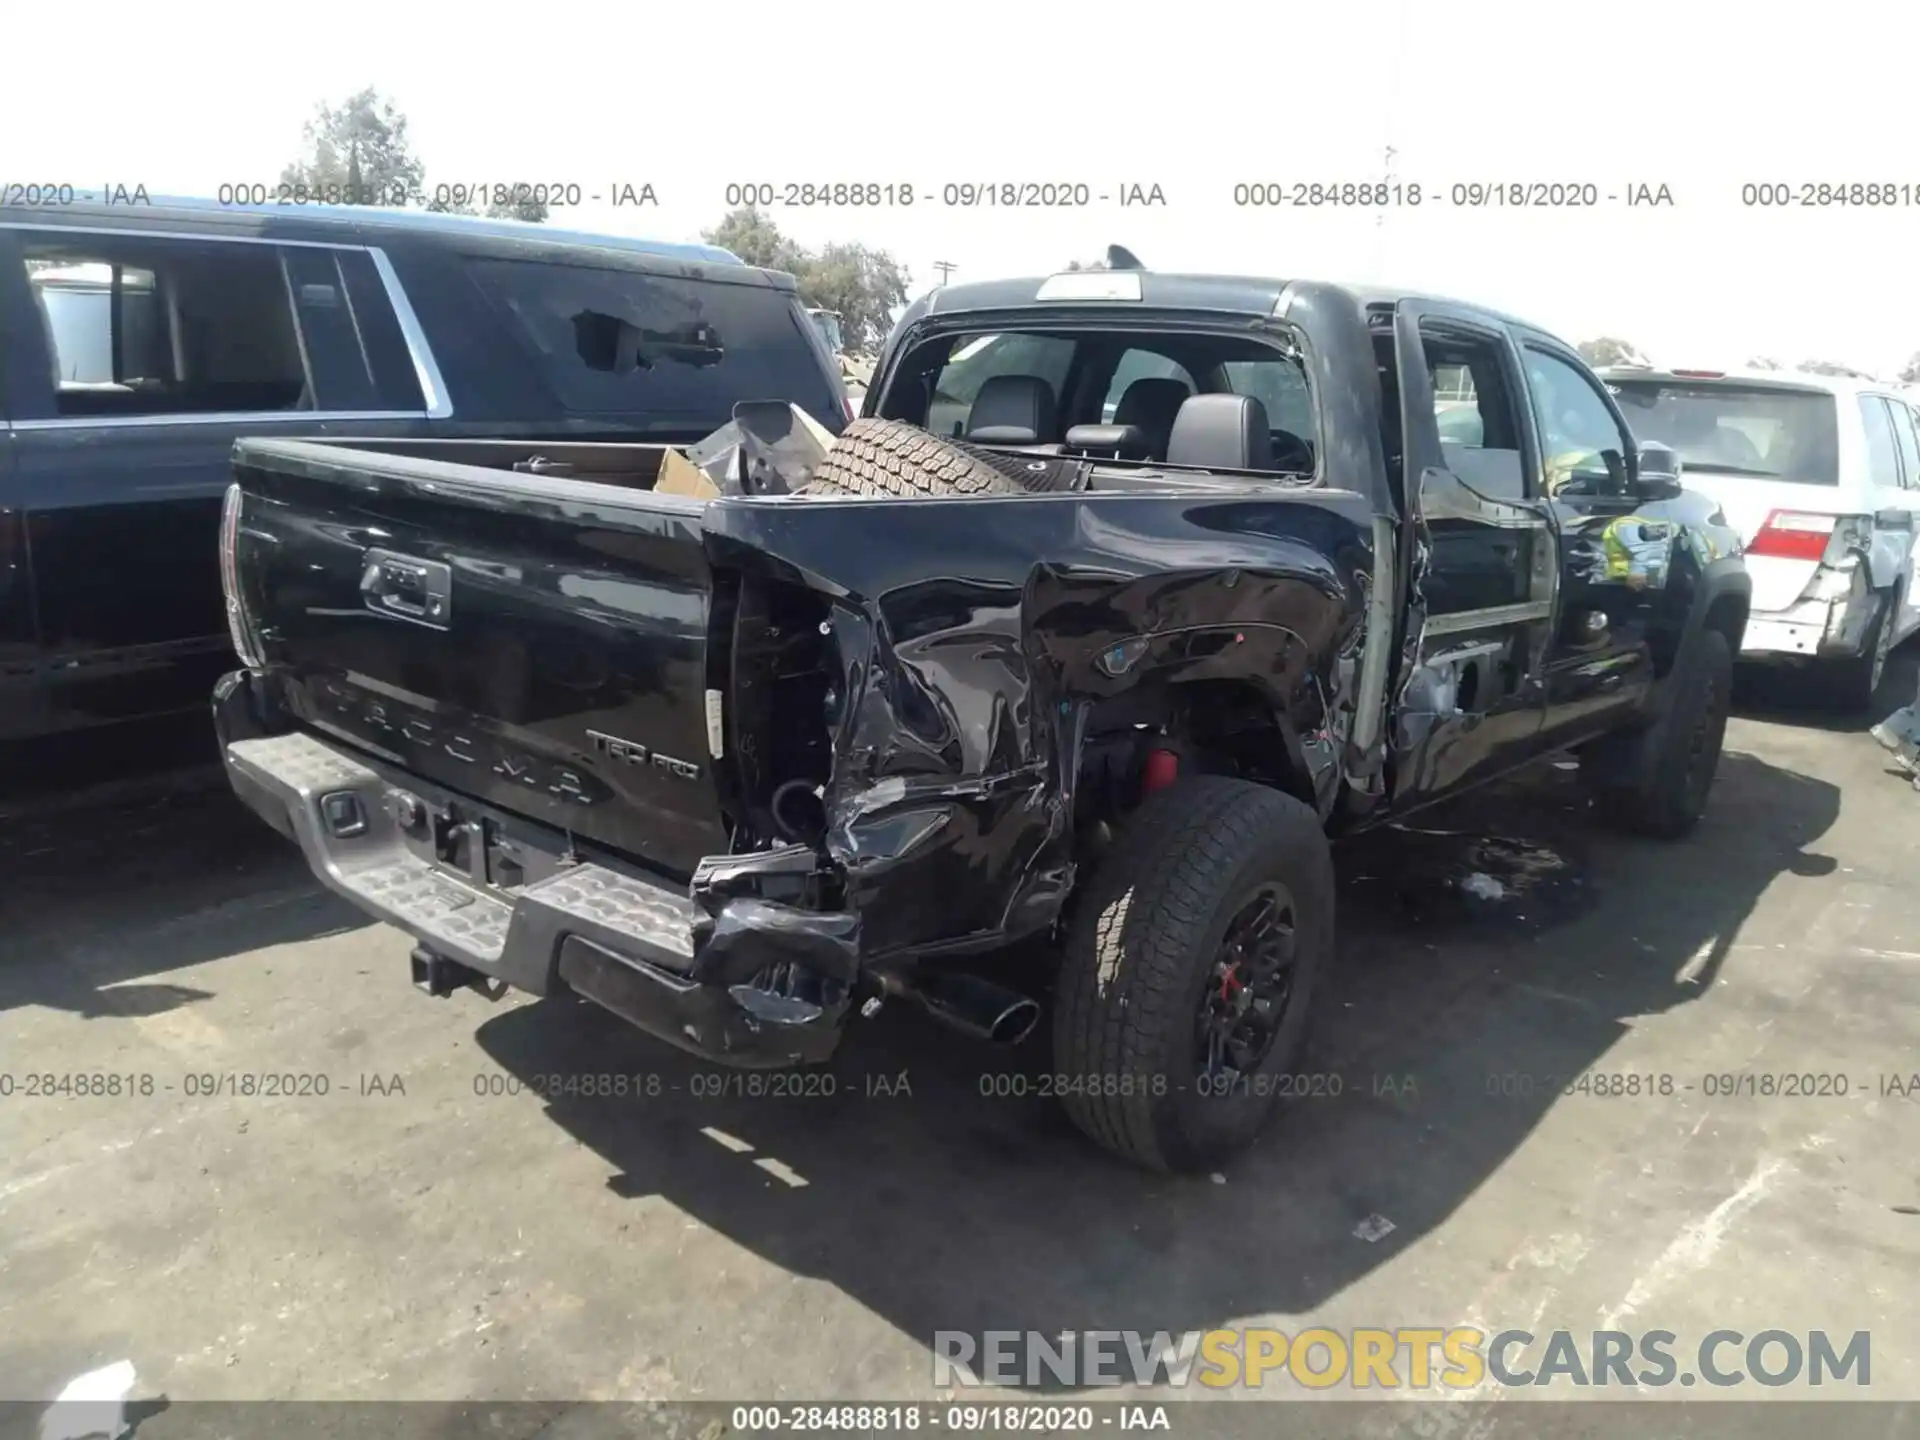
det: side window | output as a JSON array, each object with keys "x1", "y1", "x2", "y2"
[
  {"x1": 1522, "y1": 347, "x2": 1632, "y2": 496},
  {"x1": 1859, "y1": 396, "x2": 1905, "y2": 488},
  {"x1": 336, "y1": 250, "x2": 428, "y2": 412},
  {"x1": 1884, "y1": 399, "x2": 1920, "y2": 490},
  {"x1": 1101, "y1": 348, "x2": 1193, "y2": 420},
  {"x1": 924, "y1": 333, "x2": 1076, "y2": 437},
  {"x1": 1432, "y1": 362, "x2": 1485, "y2": 447},
  {"x1": 1421, "y1": 325, "x2": 1526, "y2": 499},
  {"x1": 282, "y1": 249, "x2": 377, "y2": 412},
  {"x1": 466, "y1": 257, "x2": 843, "y2": 431},
  {"x1": 21, "y1": 231, "x2": 312, "y2": 418}
]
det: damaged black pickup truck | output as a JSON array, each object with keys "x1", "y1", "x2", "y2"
[{"x1": 214, "y1": 266, "x2": 1749, "y2": 1171}]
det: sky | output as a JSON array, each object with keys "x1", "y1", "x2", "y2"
[{"x1": 5, "y1": 0, "x2": 1919, "y2": 375}]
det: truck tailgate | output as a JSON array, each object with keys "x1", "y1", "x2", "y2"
[{"x1": 226, "y1": 438, "x2": 729, "y2": 880}]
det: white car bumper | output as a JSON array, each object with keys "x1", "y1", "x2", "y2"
[{"x1": 1741, "y1": 570, "x2": 1878, "y2": 662}]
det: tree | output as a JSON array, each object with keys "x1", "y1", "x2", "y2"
[
  {"x1": 702, "y1": 206, "x2": 807, "y2": 273},
  {"x1": 1577, "y1": 336, "x2": 1645, "y2": 367},
  {"x1": 1897, "y1": 351, "x2": 1920, "y2": 385},
  {"x1": 1799, "y1": 358, "x2": 1876, "y2": 379},
  {"x1": 485, "y1": 192, "x2": 549, "y2": 224},
  {"x1": 424, "y1": 189, "x2": 550, "y2": 223},
  {"x1": 279, "y1": 87, "x2": 426, "y2": 205},
  {"x1": 802, "y1": 242, "x2": 910, "y2": 351},
  {"x1": 700, "y1": 209, "x2": 910, "y2": 351},
  {"x1": 281, "y1": 88, "x2": 546, "y2": 222},
  {"x1": 1748, "y1": 356, "x2": 1783, "y2": 371},
  {"x1": 1064, "y1": 245, "x2": 1143, "y2": 273}
]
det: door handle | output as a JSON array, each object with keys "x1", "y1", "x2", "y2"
[{"x1": 360, "y1": 548, "x2": 453, "y2": 629}]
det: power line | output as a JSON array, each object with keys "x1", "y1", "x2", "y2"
[{"x1": 932, "y1": 260, "x2": 957, "y2": 286}]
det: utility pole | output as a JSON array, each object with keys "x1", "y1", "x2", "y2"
[
  {"x1": 1373, "y1": 0, "x2": 1412, "y2": 276},
  {"x1": 1374, "y1": 144, "x2": 1396, "y2": 274},
  {"x1": 932, "y1": 260, "x2": 957, "y2": 286}
]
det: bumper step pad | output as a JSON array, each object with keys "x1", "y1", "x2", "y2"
[
  {"x1": 222, "y1": 725, "x2": 847, "y2": 1067},
  {"x1": 225, "y1": 732, "x2": 694, "y2": 983},
  {"x1": 355, "y1": 854, "x2": 513, "y2": 962},
  {"x1": 519, "y1": 865, "x2": 696, "y2": 962}
]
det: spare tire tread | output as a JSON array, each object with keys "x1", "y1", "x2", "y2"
[{"x1": 800, "y1": 418, "x2": 1026, "y2": 498}]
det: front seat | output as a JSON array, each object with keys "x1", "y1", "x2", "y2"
[
  {"x1": 1165, "y1": 393, "x2": 1273, "y2": 471},
  {"x1": 965, "y1": 375, "x2": 1059, "y2": 444},
  {"x1": 1113, "y1": 377, "x2": 1192, "y2": 459}
]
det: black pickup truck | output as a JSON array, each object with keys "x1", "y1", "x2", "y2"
[{"x1": 214, "y1": 265, "x2": 1749, "y2": 1171}]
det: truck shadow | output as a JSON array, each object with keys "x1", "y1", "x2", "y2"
[
  {"x1": 472, "y1": 745, "x2": 1840, "y2": 1387},
  {"x1": 0, "y1": 781, "x2": 367, "y2": 1018}
]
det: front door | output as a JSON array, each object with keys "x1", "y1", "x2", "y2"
[{"x1": 1521, "y1": 342, "x2": 1662, "y2": 745}]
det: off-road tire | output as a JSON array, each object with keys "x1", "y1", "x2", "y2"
[
  {"x1": 1821, "y1": 587, "x2": 1897, "y2": 714},
  {"x1": 1592, "y1": 627, "x2": 1733, "y2": 839},
  {"x1": 799, "y1": 417, "x2": 1025, "y2": 498},
  {"x1": 1053, "y1": 777, "x2": 1335, "y2": 1173}
]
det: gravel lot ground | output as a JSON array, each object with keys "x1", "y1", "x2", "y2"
[{"x1": 3, "y1": 662, "x2": 1917, "y2": 1429}]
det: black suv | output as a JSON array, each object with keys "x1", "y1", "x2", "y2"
[{"x1": 0, "y1": 198, "x2": 848, "y2": 759}]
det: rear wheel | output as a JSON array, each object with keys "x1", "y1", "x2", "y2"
[
  {"x1": 799, "y1": 417, "x2": 1024, "y2": 498},
  {"x1": 1053, "y1": 777, "x2": 1335, "y2": 1172},
  {"x1": 1821, "y1": 588, "x2": 1897, "y2": 713}
]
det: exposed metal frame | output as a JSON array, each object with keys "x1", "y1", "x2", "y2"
[{"x1": 1420, "y1": 599, "x2": 1557, "y2": 638}]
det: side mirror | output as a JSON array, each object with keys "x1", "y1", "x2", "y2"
[{"x1": 1633, "y1": 440, "x2": 1684, "y2": 501}]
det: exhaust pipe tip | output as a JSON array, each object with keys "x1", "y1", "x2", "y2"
[
  {"x1": 986, "y1": 996, "x2": 1041, "y2": 1046},
  {"x1": 901, "y1": 971, "x2": 1042, "y2": 1047}
]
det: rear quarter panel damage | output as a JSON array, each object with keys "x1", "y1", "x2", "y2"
[{"x1": 704, "y1": 489, "x2": 1376, "y2": 962}]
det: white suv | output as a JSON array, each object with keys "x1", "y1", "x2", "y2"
[{"x1": 1603, "y1": 366, "x2": 1920, "y2": 709}]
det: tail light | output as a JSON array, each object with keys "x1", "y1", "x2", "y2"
[
  {"x1": 1746, "y1": 510, "x2": 1867, "y2": 565},
  {"x1": 219, "y1": 483, "x2": 265, "y2": 667}
]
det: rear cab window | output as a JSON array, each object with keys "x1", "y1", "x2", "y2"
[
  {"x1": 464, "y1": 257, "x2": 843, "y2": 437},
  {"x1": 880, "y1": 325, "x2": 1317, "y2": 475},
  {"x1": 1607, "y1": 378, "x2": 1840, "y2": 485},
  {"x1": 1101, "y1": 348, "x2": 1194, "y2": 421},
  {"x1": 924, "y1": 334, "x2": 1077, "y2": 437}
]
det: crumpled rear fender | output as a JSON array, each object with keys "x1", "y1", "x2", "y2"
[{"x1": 703, "y1": 488, "x2": 1377, "y2": 960}]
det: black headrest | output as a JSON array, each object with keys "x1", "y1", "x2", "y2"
[
  {"x1": 1166, "y1": 394, "x2": 1273, "y2": 471},
  {"x1": 1113, "y1": 378, "x2": 1191, "y2": 455},
  {"x1": 1065, "y1": 423, "x2": 1149, "y2": 458},
  {"x1": 966, "y1": 375, "x2": 1058, "y2": 444}
]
